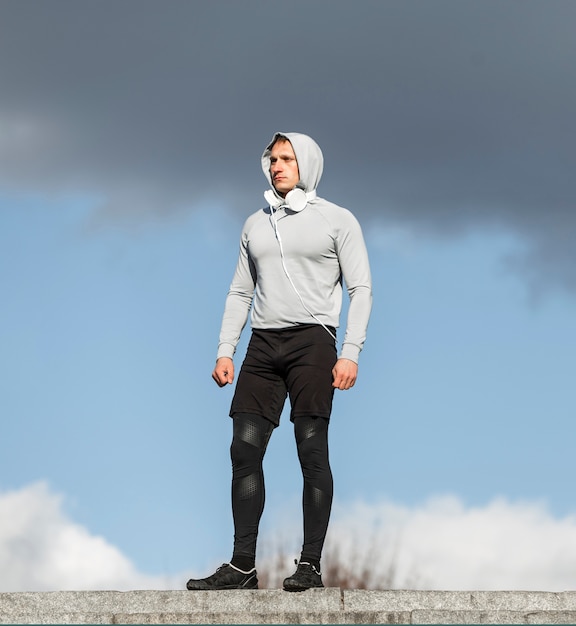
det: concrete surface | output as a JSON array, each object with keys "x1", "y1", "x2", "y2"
[{"x1": 2, "y1": 589, "x2": 576, "y2": 624}]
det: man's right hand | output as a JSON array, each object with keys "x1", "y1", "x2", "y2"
[{"x1": 212, "y1": 357, "x2": 235, "y2": 387}]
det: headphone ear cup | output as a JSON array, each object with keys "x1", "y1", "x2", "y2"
[
  {"x1": 264, "y1": 189, "x2": 277, "y2": 207},
  {"x1": 285, "y1": 187, "x2": 307, "y2": 212}
]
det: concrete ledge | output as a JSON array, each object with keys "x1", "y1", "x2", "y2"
[{"x1": 2, "y1": 589, "x2": 576, "y2": 624}]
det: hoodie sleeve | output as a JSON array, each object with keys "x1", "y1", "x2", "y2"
[
  {"x1": 335, "y1": 209, "x2": 373, "y2": 363},
  {"x1": 216, "y1": 224, "x2": 256, "y2": 360}
]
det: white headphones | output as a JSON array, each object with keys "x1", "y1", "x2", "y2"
[
  {"x1": 284, "y1": 185, "x2": 308, "y2": 212},
  {"x1": 264, "y1": 182, "x2": 315, "y2": 213}
]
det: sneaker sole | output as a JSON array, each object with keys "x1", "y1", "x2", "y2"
[
  {"x1": 283, "y1": 583, "x2": 324, "y2": 592},
  {"x1": 187, "y1": 578, "x2": 258, "y2": 591},
  {"x1": 187, "y1": 583, "x2": 258, "y2": 590},
  {"x1": 187, "y1": 585, "x2": 258, "y2": 590}
]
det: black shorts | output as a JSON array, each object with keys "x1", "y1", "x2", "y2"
[{"x1": 230, "y1": 324, "x2": 338, "y2": 425}]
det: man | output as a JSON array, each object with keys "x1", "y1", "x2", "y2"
[{"x1": 186, "y1": 132, "x2": 372, "y2": 591}]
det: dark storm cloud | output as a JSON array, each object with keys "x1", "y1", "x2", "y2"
[{"x1": 1, "y1": 0, "x2": 575, "y2": 292}]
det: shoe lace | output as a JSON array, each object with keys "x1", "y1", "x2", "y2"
[{"x1": 295, "y1": 559, "x2": 321, "y2": 575}]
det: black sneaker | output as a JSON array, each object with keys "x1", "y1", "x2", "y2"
[
  {"x1": 283, "y1": 560, "x2": 324, "y2": 591},
  {"x1": 186, "y1": 563, "x2": 258, "y2": 590}
]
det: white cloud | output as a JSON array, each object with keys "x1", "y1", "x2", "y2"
[
  {"x1": 4, "y1": 484, "x2": 576, "y2": 592},
  {"x1": 260, "y1": 495, "x2": 576, "y2": 591},
  {"x1": 0, "y1": 482, "x2": 182, "y2": 592}
]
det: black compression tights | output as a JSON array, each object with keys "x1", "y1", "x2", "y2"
[{"x1": 230, "y1": 413, "x2": 333, "y2": 569}]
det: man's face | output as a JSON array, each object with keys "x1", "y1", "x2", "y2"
[{"x1": 269, "y1": 139, "x2": 300, "y2": 197}]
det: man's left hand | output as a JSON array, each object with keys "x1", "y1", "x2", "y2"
[{"x1": 332, "y1": 358, "x2": 358, "y2": 390}]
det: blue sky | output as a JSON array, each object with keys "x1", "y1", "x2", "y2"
[
  {"x1": 1, "y1": 0, "x2": 576, "y2": 591},
  {"x1": 3, "y1": 194, "x2": 576, "y2": 590}
]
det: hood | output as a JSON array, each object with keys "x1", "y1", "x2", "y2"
[{"x1": 261, "y1": 132, "x2": 324, "y2": 197}]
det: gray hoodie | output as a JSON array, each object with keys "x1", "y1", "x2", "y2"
[{"x1": 217, "y1": 132, "x2": 372, "y2": 363}]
